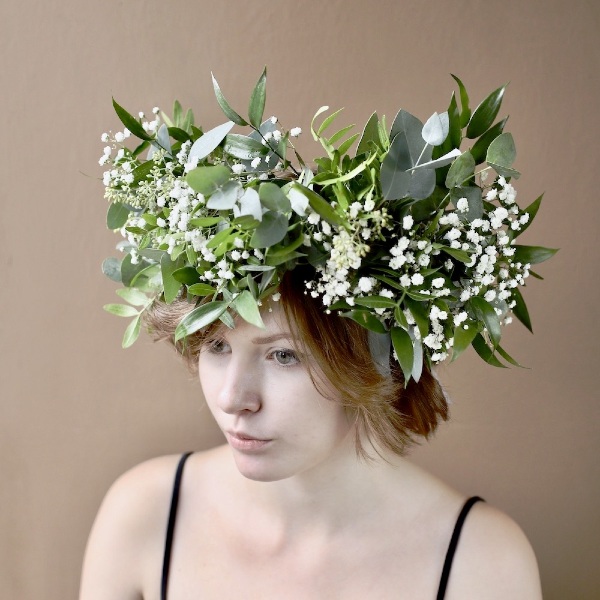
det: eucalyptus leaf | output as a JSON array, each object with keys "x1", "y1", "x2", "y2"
[
  {"x1": 233, "y1": 290, "x2": 265, "y2": 328},
  {"x1": 486, "y1": 132, "x2": 516, "y2": 171},
  {"x1": 175, "y1": 301, "x2": 229, "y2": 342},
  {"x1": 224, "y1": 134, "x2": 265, "y2": 160},
  {"x1": 410, "y1": 149, "x2": 461, "y2": 171},
  {"x1": 206, "y1": 180, "x2": 242, "y2": 210},
  {"x1": 451, "y1": 186, "x2": 483, "y2": 221},
  {"x1": 445, "y1": 150, "x2": 475, "y2": 188},
  {"x1": 102, "y1": 257, "x2": 122, "y2": 283},
  {"x1": 121, "y1": 254, "x2": 149, "y2": 287},
  {"x1": 211, "y1": 72, "x2": 248, "y2": 126},
  {"x1": 368, "y1": 331, "x2": 392, "y2": 377},
  {"x1": 186, "y1": 165, "x2": 231, "y2": 196},
  {"x1": 422, "y1": 111, "x2": 449, "y2": 146},
  {"x1": 188, "y1": 121, "x2": 235, "y2": 163},
  {"x1": 248, "y1": 67, "x2": 267, "y2": 129},
  {"x1": 259, "y1": 182, "x2": 291, "y2": 212},
  {"x1": 250, "y1": 211, "x2": 288, "y2": 248},
  {"x1": 107, "y1": 202, "x2": 130, "y2": 230},
  {"x1": 466, "y1": 84, "x2": 506, "y2": 139},
  {"x1": 238, "y1": 188, "x2": 262, "y2": 222},
  {"x1": 380, "y1": 133, "x2": 412, "y2": 200},
  {"x1": 470, "y1": 118, "x2": 507, "y2": 164}
]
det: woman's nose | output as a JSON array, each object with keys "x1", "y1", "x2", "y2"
[{"x1": 217, "y1": 362, "x2": 262, "y2": 414}]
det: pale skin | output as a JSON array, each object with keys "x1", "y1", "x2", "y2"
[{"x1": 80, "y1": 306, "x2": 542, "y2": 599}]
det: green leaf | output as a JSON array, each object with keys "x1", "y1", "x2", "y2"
[
  {"x1": 206, "y1": 226, "x2": 234, "y2": 249},
  {"x1": 122, "y1": 315, "x2": 142, "y2": 348},
  {"x1": 342, "y1": 310, "x2": 387, "y2": 334},
  {"x1": 131, "y1": 160, "x2": 155, "y2": 185},
  {"x1": 106, "y1": 202, "x2": 130, "y2": 230},
  {"x1": 486, "y1": 132, "x2": 517, "y2": 176},
  {"x1": 189, "y1": 216, "x2": 223, "y2": 227},
  {"x1": 422, "y1": 111, "x2": 449, "y2": 147},
  {"x1": 220, "y1": 310, "x2": 236, "y2": 329},
  {"x1": 354, "y1": 296, "x2": 397, "y2": 309},
  {"x1": 337, "y1": 133, "x2": 360, "y2": 155},
  {"x1": 250, "y1": 212, "x2": 289, "y2": 248},
  {"x1": 356, "y1": 112, "x2": 380, "y2": 155},
  {"x1": 496, "y1": 344, "x2": 525, "y2": 368},
  {"x1": 511, "y1": 287, "x2": 533, "y2": 332},
  {"x1": 161, "y1": 254, "x2": 184, "y2": 304},
  {"x1": 224, "y1": 134, "x2": 265, "y2": 160},
  {"x1": 510, "y1": 194, "x2": 543, "y2": 241},
  {"x1": 172, "y1": 266, "x2": 200, "y2": 284},
  {"x1": 172, "y1": 100, "x2": 182, "y2": 127},
  {"x1": 466, "y1": 84, "x2": 506, "y2": 139},
  {"x1": 451, "y1": 186, "x2": 483, "y2": 222},
  {"x1": 450, "y1": 74, "x2": 471, "y2": 128},
  {"x1": 188, "y1": 121, "x2": 235, "y2": 162},
  {"x1": 248, "y1": 67, "x2": 267, "y2": 129},
  {"x1": 186, "y1": 165, "x2": 231, "y2": 196},
  {"x1": 512, "y1": 245, "x2": 559, "y2": 265},
  {"x1": 211, "y1": 72, "x2": 248, "y2": 126},
  {"x1": 188, "y1": 283, "x2": 217, "y2": 297},
  {"x1": 175, "y1": 301, "x2": 229, "y2": 342},
  {"x1": 233, "y1": 290, "x2": 265, "y2": 328},
  {"x1": 451, "y1": 320, "x2": 479, "y2": 362},
  {"x1": 116, "y1": 288, "x2": 149, "y2": 306},
  {"x1": 317, "y1": 108, "x2": 344, "y2": 135},
  {"x1": 112, "y1": 98, "x2": 153, "y2": 141},
  {"x1": 472, "y1": 333, "x2": 507, "y2": 368},
  {"x1": 470, "y1": 296, "x2": 502, "y2": 347},
  {"x1": 328, "y1": 124, "x2": 355, "y2": 146},
  {"x1": 445, "y1": 150, "x2": 475, "y2": 188},
  {"x1": 103, "y1": 303, "x2": 139, "y2": 317},
  {"x1": 259, "y1": 182, "x2": 291, "y2": 212},
  {"x1": 121, "y1": 254, "x2": 148, "y2": 287},
  {"x1": 102, "y1": 257, "x2": 122, "y2": 283},
  {"x1": 470, "y1": 118, "x2": 508, "y2": 164},
  {"x1": 391, "y1": 326, "x2": 414, "y2": 382},
  {"x1": 404, "y1": 297, "x2": 429, "y2": 339},
  {"x1": 293, "y1": 184, "x2": 345, "y2": 226},
  {"x1": 438, "y1": 246, "x2": 471, "y2": 264}
]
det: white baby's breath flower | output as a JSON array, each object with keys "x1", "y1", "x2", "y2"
[
  {"x1": 290, "y1": 127, "x2": 302, "y2": 137},
  {"x1": 270, "y1": 116, "x2": 278, "y2": 124},
  {"x1": 432, "y1": 277, "x2": 445, "y2": 289},
  {"x1": 101, "y1": 133, "x2": 109, "y2": 142},
  {"x1": 250, "y1": 157, "x2": 262, "y2": 169},
  {"x1": 486, "y1": 188, "x2": 498, "y2": 201},
  {"x1": 115, "y1": 131, "x2": 125, "y2": 143},
  {"x1": 411, "y1": 273, "x2": 424, "y2": 286},
  {"x1": 403, "y1": 215, "x2": 414, "y2": 230},
  {"x1": 231, "y1": 164, "x2": 245, "y2": 175},
  {"x1": 358, "y1": 277, "x2": 374, "y2": 293},
  {"x1": 272, "y1": 130, "x2": 282, "y2": 142}
]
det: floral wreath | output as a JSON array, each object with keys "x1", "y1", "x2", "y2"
[{"x1": 99, "y1": 68, "x2": 557, "y2": 383}]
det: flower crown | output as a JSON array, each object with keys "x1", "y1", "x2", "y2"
[{"x1": 99, "y1": 68, "x2": 556, "y2": 383}]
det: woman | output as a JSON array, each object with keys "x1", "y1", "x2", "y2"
[
  {"x1": 83, "y1": 71, "x2": 550, "y2": 598},
  {"x1": 81, "y1": 275, "x2": 541, "y2": 600}
]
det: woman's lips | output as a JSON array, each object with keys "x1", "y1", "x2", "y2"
[{"x1": 226, "y1": 431, "x2": 272, "y2": 451}]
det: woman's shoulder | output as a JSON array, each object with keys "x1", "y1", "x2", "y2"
[
  {"x1": 80, "y1": 449, "x2": 225, "y2": 599},
  {"x1": 445, "y1": 500, "x2": 542, "y2": 599}
]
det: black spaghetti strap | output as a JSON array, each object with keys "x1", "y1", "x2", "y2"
[
  {"x1": 436, "y1": 496, "x2": 484, "y2": 600},
  {"x1": 161, "y1": 452, "x2": 193, "y2": 600}
]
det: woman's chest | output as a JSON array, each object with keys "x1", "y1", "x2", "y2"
[{"x1": 150, "y1": 520, "x2": 445, "y2": 600}]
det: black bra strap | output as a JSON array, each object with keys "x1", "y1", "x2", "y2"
[
  {"x1": 436, "y1": 496, "x2": 484, "y2": 600},
  {"x1": 161, "y1": 452, "x2": 193, "y2": 600}
]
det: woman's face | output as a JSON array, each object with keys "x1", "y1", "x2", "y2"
[{"x1": 198, "y1": 304, "x2": 355, "y2": 482}]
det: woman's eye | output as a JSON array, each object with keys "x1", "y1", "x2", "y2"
[
  {"x1": 271, "y1": 349, "x2": 299, "y2": 366},
  {"x1": 206, "y1": 339, "x2": 229, "y2": 354}
]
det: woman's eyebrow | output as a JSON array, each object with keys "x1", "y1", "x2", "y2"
[{"x1": 250, "y1": 333, "x2": 293, "y2": 345}]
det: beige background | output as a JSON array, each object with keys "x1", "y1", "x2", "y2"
[{"x1": 1, "y1": 0, "x2": 598, "y2": 598}]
